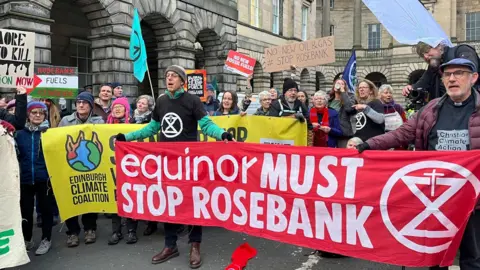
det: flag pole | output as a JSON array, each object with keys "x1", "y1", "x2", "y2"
[{"x1": 145, "y1": 63, "x2": 155, "y2": 99}]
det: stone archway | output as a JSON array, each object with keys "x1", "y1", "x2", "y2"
[
  {"x1": 138, "y1": 14, "x2": 176, "y2": 96},
  {"x1": 333, "y1": 73, "x2": 343, "y2": 82},
  {"x1": 365, "y1": 72, "x2": 388, "y2": 88},
  {"x1": 300, "y1": 69, "x2": 315, "y2": 94},
  {"x1": 408, "y1": 69, "x2": 426, "y2": 85},
  {"x1": 315, "y1": 72, "x2": 326, "y2": 93},
  {"x1": 250, "y1": 62, "x2": 269, "y2": 93}
]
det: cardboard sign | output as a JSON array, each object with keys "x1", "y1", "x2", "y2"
[
  {"x1": 264, "y1": 36, "x2": 335, "y2": 73},
  {"x1": 224, "y1": 50, "x2": 257, "y2": 77},
  {"x1": 185, "y1": 69, "x2": 207, "y2": 102},
  {"x1": 31, "y1": 66, "x2": 79, "y2": 99},
  {"x1": 0, "y1": 29, "x2": 35, "y2": 88}
]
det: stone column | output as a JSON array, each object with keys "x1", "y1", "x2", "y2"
[
  {"x1": 353, "y1": 0, "x2": 362, "y2": 49},
  {"x1": 450, "y1": 0, "x2": 457, "y2": 42},
  {"x1": 322, "y1": 0, "x2": 331, "y2": 37}
]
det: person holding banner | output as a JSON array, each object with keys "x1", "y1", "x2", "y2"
[
  {"x1": 358, "y1": 58, "x2": 480, "y2": 270},
  {"x1": 213, "y1": 90, "x2": 243, "y2": 116},
  {"x1": 254, "y1": 91, "x2": 273, "y2": 116},
  {"x1": 310, "y1": 91, "x2": 343, "y2": 147},
  {"x1": 16, "y1": 101, "x2": 54, "y2": 255},
  {"x1": 59, "y1": 91, "x2": 104, "y2": 247},
  {"x1": 115, "y1": 65, "x2": 234, "y2": 268}
]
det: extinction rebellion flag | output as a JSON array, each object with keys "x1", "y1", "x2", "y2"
[{"x1": 342, "y1": 50, "x2": 357, "y2": 93}]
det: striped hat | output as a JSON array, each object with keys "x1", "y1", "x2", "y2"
[{"x1": 27, "y1": 101, "x2": 47, "y2": 114}]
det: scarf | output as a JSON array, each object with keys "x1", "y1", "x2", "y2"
[
  {"x1": 25, "y1": 122, "x2": 39, "y2": 132},
  {"x1": 133, "y1": 110, "x2": 152, "y2": 123},
  {"x1": 310, "y1": 107, "x2": 330, "y2": 147}
]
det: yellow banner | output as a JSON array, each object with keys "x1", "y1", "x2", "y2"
[{"x1": 42, "y1": 116, "x2": 307, "y2": 220}]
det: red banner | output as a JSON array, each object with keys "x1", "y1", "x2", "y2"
[
  {"x1": 115, "y1": 142, "x2": 480, "y2": 267},
  {"x1": 224, "y1": 50, "x2": 256, "y2": 77}
]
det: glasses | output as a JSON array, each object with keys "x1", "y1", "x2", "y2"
[
  {"x1": 166, "y1": 73, "x2": 179, "y2": 78},
  {"x1": 358, "y1": 86, "x2": 370, "y2": 90},
  {"x1": 442, "y1": 70, "x2": 472, "y2": 80},
  {"x1": 30, "y1": 111, "x2": 45, "y2": 116},
  {"x1": 76, "y1": 100, "x2": 89, "y2": 105}
]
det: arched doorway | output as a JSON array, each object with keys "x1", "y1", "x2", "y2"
[
  {"x1": 315, "y1": 72, "x2": 326, "y2": 92},
  {"x1": 140, "y1": 14, "x2": 176, "y2": 95},
  {"x1": 250, "y1": 62, "x2": 269, "y2": 93},
  {"x1": 300, "y1": 69, "x2": 315, "y2": 94},
  {"x1": 365, "y1": 72, "x2": 388, "y2": 88},
  {"x1": 408, "y1": 69, "x2": 426, "y2": 85},
  {"x1": 333, "y1": 73, "x2": 343, "y2": 82},
  {"x1": 195, "y1": 29, "x2": 229, "y2": 92}
]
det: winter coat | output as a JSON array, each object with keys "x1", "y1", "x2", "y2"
[
  {"x1": 254, "y1": 107, "x2": 273, "y2": 116},
  {"x1": 366, "y1": 89, "x2": 480, "y2": 151},
  {"x1": 312, "y1": 108, "x2": 343, "y2": 148},
  {"x1": 59, "y1": 112, "x2": 104, "y2": 127},
  {"x1": 328, "y1": 91, "x2": 357, "y2": 137},
  {"x1": 213, "y1": 108, "x2": 240, "y2": 116},
  {"x1": 16, "y1": 126, "x2": 49, "y2": 184},
  {"x1": 269, "y1": 96, "x2": 313, "y2": 129}
]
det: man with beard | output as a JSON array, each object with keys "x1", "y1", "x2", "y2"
[
  {"x1": 269, "y1": 78, "x2": 313, "y2": 143},
  {"x1": 402, "y1": 42, "x2": 480, "y2": 100},
  {"x1": 115, "y1": 65, "x2": 234, "y2": 269}
]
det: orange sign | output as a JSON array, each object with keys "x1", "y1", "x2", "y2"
[{"x1": 184, "y1": 69, "x2": 207, "y2": 102}]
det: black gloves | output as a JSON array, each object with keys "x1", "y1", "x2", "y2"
[
  {"x1": 221, "y1": 132, "x2": 234, "y2": 141},
  {"x1": 357, "y1": 142, "x2": 370, "y2": 153},
  {"x1": 116, "y1": 133, "x2": 126, "y2": 142},
  {"x1": 295, "y1": 112, "x2": 305, "y2": 123}
]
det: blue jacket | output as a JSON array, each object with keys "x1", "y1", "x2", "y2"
[
  {"x1": 313, "y1": 108, "x2": 343, "y2": 148},
  {"x1": 16, "y1": 127, "x2": 49, "y2": 184}
]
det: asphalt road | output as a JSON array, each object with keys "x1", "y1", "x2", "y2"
[{"x1": 10, "y1": 216, "x2": 456, "y2": 270}]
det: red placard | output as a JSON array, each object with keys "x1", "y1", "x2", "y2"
[
  {"x1": 116, "y1": 142, "x2": 480, "y2": 267},
  {"x1": 224, "y1": 50, "x2": 256, "y2": 77}
]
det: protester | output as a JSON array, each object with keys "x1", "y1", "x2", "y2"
[
  {"x1": 328, "y1": 79, "x2": 357, "y2": 147},
  {"x1": 132, "y1": 95, "x2": 154, "y2": 124},
  {"x1": 104, "y1": 97, "x2": 140, "y2": 245},
  {"x1": 358, "y1": 58, "x2": 480, "y2": 270},
  {"x1": 254, "y1": 91, "x2": 273, "y2": 116},
  {"x1": 310, "y1": 91, "x2": 342, "y2": 147},
  {"x1": 111, "y1": 83, "x2": 123, "y2": 98},
  {"x1": 0, "y1": 86, "x2": 27, "y2": 132},
  {"x1": 17, "y1": 101, "x2": 54, "y2": 255},
  {"x1": 346, "y1": 137, "x2": 363, "y2": 149},
  {"x1": 115, "y1": 65, "x2": 235, "y2": 268},
  {"x1": 213, "y1": 90, "x2": 243, "y2": 116},
  {"x1": 269, "y1": 88, "x2": 279, "y2": 100},
  {"x1": 203, "y1": 84, "x2": 219, "y2": 115},
  {"x1": 352, "y1": 79, "x2": 385, "y2": 141},
  {"x1": 6, "y1": 99, "x2": 15, "y2": 114},
  {"x1": 94, "y1": 84, "x2": 113, "y2": 114},
  {"x1": 402, "y1": 42, "x2": 479, "y2": 99},
  {"x1": 59, "y1": 91, "x2": 104, "y2": 247},
  {"x1": 40, "y1": 98, "x2": 62, "y2": 128},
  {"x1": 378, "y1": 84, "x2": 407, "y2": 132},
  {"x1": 297, "y1": 90, "x2": 309, "y2": 108}
]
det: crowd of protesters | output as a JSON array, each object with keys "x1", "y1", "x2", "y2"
[{"x1": 2, "y1": 40, "x2": 479, "y2": 269}]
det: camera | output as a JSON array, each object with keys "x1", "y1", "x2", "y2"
[{"x1": 406, "y1": 87, "x2": 429, "y2": 112}]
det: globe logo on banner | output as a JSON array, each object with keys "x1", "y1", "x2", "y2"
[
  {"x1": 348, "y1": 61, "x2": 357, "y2": 90},
  {"x1": 380, "y1": 161, "x2": 480, "y2": 253},
  {"x1": 65, "y1": 131, "x2": 103, "y2": 172}
]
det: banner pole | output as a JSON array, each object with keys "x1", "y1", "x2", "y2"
[{"x1": 145, "y1": 63, "x2": 155, "y2": 100}]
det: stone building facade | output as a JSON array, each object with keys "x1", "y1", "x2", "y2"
[
  {"x1": 316, "y1": 0, "x2": 480, "y2": 104},
  {"x1": 0, "y1": 0, "x2": 238, "y2": 98}
]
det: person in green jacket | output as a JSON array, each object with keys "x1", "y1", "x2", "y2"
[{"x1": 116, "y1": 65, "x2": 233, "y2": 269}]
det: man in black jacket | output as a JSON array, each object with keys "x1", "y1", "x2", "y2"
[
  {"x1": 403, "y1": 42, "x2": 479, "y2": 100},
  {"x1": 0, "y1": 86, "x2": 27, "y2": 133},
  {"x1": 269, "y1": 78, "x2": 311, "y2": 126}
]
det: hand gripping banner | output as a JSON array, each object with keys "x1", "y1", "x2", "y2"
[{"x1": 115, "y1": 141, "x2": 480, "y2": 267}]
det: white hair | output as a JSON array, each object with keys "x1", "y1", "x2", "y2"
[
  {"x1": 347, "y1": 137, "x2": 363, "y2": 146},
  {"x1": 313, "y1": 91, "x2": 328, "y2": 100},
  {"x1": 379, "y1": 84, "x2": 394, "y2": 94},
  {"x1": 258, "y1": 91, "x2": 270, "y2": 100}
]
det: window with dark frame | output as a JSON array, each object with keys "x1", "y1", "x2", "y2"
[{"x1": 367, "y1": 24, "x2": 381, "y2": 49}]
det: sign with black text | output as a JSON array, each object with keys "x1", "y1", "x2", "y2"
[
  {"x1": 185, "y1": 69, "x2": 207, "y2": 102},
  {"x1": 0, "y1": 29, "x2": 35, "y2": 88}
]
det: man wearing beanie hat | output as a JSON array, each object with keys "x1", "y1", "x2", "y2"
[
  {"x1": 115, "y1": 65, "x2": 234, "y2": 268},
  {"x1": 269, "y1": 78, "x2": 312, "y2": 130},
  {"x1": 58, "y1": 91, "x2": 103, "y2": 248}
]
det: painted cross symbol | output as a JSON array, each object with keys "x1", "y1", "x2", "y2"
[
  {"x1": 424, "y1": 169, "x2": 445, "y2": 196},
  {"x1": 399, "y1": 175, "x2": 466, "y2": 238}
]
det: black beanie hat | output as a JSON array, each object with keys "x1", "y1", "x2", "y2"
[{"x1": 283, "y1": 78, "x2": 298, "y2": 94}]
